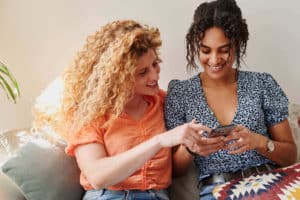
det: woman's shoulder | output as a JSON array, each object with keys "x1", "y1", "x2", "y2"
[
  {"x1": 167, "y1": 75, "x2": 199, "y2": 93},
  {"x1": 240, "y1": 70, "x2": 272, "y2": 78},
  {"x1": 239, "y1": 70, "x2": 275, "y2": 84}
]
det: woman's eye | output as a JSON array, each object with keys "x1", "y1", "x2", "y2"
[
  {"x1": 200, "y1": 49, "x2": 210, "y2": 54},
  {"x1": 220, "y1": 48, "x2": 230, "y2": 54},
  {"x1": 139, "y1": 69, "x2": 147, "y2": 76}
]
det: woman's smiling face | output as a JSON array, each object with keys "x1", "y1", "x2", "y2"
[
  {"x1": 199, "y1": 26, "x2": 236, "y2": 80},
  {"x1": 133, "y1": 49, "x2": 161, "y2": 97}
]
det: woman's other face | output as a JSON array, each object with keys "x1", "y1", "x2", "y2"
[
  {"x1": 199, "y1": 26, "x2": 235, "y2": 79},
  {"x1": 134, "y1": 49, "x2": 161, "y2": 96}
]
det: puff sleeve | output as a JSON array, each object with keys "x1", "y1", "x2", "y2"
[
  {"x1": 261, "y1": 73, "x2": 289, "y2": 127},
  {"x1": 164, "y1": 80, "x2": 186, "y2": 130},
  {"x1": 65, "y1": 118, "x2": 105, "y2": 156}
]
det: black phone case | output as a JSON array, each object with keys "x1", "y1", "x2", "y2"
[{"x1": 210, "y1": 124, "x2": 236, "y2": 137}]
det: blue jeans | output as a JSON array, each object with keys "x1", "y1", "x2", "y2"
[
  {"x1": 83, "y1": 189, "x2": 169, "y2": 200},
  {"x1": 199, "y1": 183, "x2": 221, "y2": 200}
]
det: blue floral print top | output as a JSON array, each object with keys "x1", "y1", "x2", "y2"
[{"x1": 164, "y1": 71, "x2": 289, "y2": 180}]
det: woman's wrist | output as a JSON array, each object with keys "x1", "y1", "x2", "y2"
[
  {"x1": 185, "y1": 146, "x2": 197, "y2": 156},
  {"x1": 154, "y1": 132, "x2": 174, "y2": 148},
  {"x1": 256, "y1": 135, "x2": 269, "y2": 153},
  {"x1": 153, "y1": 134, "x2": 164, "y2": 148}
]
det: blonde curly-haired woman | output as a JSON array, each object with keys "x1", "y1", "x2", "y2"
[{"x1": 59, "y1": 20, "x2": 214, "y2": 200}]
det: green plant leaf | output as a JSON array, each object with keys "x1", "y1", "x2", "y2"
[
  {"x1": 0, "y1": 62, "x2": 20, "y2": 103},
  {"x1": 0, "y1": 75, "x2": 17, "y2": 103},
  {"x1": 0, "y1": 64, "x2": 20, "y2": 95}
]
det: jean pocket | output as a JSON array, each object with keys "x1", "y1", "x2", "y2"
[
  {"x1": 83, "y1": 190, "x2": 103, "y2": 200},
  {"x1": 152, "y1": 190, "x2": 169, "y2": 200}
]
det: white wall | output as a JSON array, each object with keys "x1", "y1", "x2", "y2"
[{"x1": 0, "y1": 0, "x2": 299, "y2": 130}]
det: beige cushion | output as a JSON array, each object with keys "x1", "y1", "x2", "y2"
[
  {"x1": 288, "y1": 103, "x2": 300, "y2": 160},
  {"x1": 0, "y1": 171, "x2": 25, "y2": 200}
]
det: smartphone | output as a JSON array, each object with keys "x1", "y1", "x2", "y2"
[{"x1": 209, "y1": 124, "x2": 236, "y2": 137}]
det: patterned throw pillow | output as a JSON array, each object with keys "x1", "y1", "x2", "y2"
[{"x1": 213, "y1": 162, "x2": 300, "y2": 200}]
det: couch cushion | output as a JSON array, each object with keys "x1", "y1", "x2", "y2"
[
  {"x1": 1, "y1": 140, "x2": 84, "y2": 200},
  {"x1": 169, "y1": 162, "x2": 199, "y2": 200},
  {"x1": 288, "y1": 103, "x2": 300, "y2": 160}
]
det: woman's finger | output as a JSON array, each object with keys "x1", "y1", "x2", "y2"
[
  {"x1": 228, "y1": 145, "x2": 248, "y2": 154},
  {"x1": 195, "y1": 142, "x2": 225, "y2": 156},
  {"x1": 189, "y1": 123, "x2": 212, "y2": 133}
]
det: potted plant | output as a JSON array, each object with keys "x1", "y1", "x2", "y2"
[{"x1": 0, "y1": 62, "x2": 20, "y2": 103}]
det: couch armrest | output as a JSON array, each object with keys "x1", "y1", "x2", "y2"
[{"x1": 288, "y1": 103, "x2": 300, "y2": 161}]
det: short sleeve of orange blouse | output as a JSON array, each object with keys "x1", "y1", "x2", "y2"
[{"x1": 65, "y1": 118, "x2": 105, "y2": 156}]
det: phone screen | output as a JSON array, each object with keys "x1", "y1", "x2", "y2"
[{"x1": 209, "y1": 124, "x2": 236, "y2": 137}]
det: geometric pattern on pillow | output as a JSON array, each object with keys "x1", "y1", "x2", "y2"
[{"x1": 213, "y1": 162, "x2": 300, "y2": 200}]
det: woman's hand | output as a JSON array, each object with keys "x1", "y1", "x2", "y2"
[
  {"x1": 157, "y1": 121, "x2": 207, "y2": 148},
  {"x1": 189, "y1": 135, "x2": 227, "y2": 156},
  {"x1": 157, "y1": 121, "x2": 226, "y2": 157},
  {"x1": 223, "y1": 125, "x2": 265, "y2": 154}
]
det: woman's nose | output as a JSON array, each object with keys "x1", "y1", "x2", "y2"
[
  {"x1": 149, "y1": 68, "x2": 159, "y2": 81},
  {"x1": 209, "y1": 53, "x2": 221, "y2": 66}
]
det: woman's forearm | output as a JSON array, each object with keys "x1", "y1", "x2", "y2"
[
  {"x1": 257, "y1": 120, "x2": 297, "y2": 167},
  {"x1": 256, "y1": 137, "x2": 297, "y2": 167},
  {"x1": 78, "y1": 136, "x2": 163, "y2": 189}
]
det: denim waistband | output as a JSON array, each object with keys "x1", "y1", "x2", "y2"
[
  {"x1": 200, "y1": 163, "x2": 277, "y2": 187},
  {"x1": 99, "y1": 189, "x2": 167, "y2": 195}
]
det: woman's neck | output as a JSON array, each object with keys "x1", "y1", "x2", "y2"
[
  {"x1": 123, "y1": 95, "x2": 149, "y2": 120},
  {"x1": 200, "y1": 69, "x2": 237, "y2": 88}
]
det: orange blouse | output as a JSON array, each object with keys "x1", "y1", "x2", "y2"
[{"x1": 65, "y1": 91, "x2": 172, "y2": 191}]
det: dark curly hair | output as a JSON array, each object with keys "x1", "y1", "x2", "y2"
[{"x1": 186, "y1": 0, "x2": 249, "y2": 71}]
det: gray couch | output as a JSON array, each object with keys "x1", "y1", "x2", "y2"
[{"x1": 1, "y1": 103, "x2": 299, "y2": 200}]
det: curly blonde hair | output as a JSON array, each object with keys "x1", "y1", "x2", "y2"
[{"x1": 60, "y1": 20, "x2": 161, "y2": 135}]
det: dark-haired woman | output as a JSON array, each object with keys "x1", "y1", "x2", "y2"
[{"x1": 165, "y1": 0, "x2": 297, "y2": 199}]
